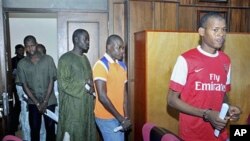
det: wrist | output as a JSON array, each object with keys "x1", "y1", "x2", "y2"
[{"x1": 203, "y1": 108, "x2": 212, "y2": 122}]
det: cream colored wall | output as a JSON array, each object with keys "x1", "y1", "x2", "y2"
[{"x1": 9, "y1": 17, "x2": 58, "y2": 66}]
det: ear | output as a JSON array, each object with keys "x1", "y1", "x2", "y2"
[
  {"x1": 74, "y1": 36, "x2": 79, "y2": 43},
  {"x1": 198, "y1": 27, "x2": 205, "y2": 36},
  {"x1": 107, "y1": 44, "x2": 112, "y2": 50}
]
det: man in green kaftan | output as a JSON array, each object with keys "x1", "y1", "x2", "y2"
[{"x1": 56, "y1": 29, "x2": 96, "y2": 141}]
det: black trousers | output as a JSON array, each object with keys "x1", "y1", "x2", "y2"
[
  {"x1": 28, "y1": 104, "x2": 56, "y2": 141},
  {"x1": 8, "y1": 93, "x2": 21, "y2": 135}
]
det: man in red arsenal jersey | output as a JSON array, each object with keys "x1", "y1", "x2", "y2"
[{"x1": 168, "y1": 12, "x2": 241, "y2": 141}]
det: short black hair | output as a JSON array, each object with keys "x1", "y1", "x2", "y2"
[
  {"x1": 106, "y1": 34, "x2": 123, "y2": 47},
  {"x1": 15, "y1": 44, "x2": 24, "y2": 50},
  {"x1": 23, "y1": 35, "x2": 37, "y2": 45},
  {"x1": 199, "y1": 12, "x2": 225, "y2": 28},
  {"x1": 15, "y1": 44, "x2": 24, "y2": 54},
  {"x1": 37, "y1": 43, "x2": 46, "y2": 54},
  {"x1": 72, "y1": 29, "x2": 88, "y2": 44}
]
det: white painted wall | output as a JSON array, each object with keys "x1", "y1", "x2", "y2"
[
  {"x1": 9, "y1": 17, "x2": 58, "y2": 66},
  {"x1": 3, "y1": 0, "x2": 108, "y2": 10}
]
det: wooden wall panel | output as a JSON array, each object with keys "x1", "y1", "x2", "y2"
[
  {"x1": 129, "y1": 1, "x2": 154, "y2": 140},
  {"x1": 230, "y1": 9, "x2": 250, "y2": 32},
  {"x1": 134, "y1": 31, "x2": 200, "y2": 140},
  {"x1": 154, "y1": 2, "x2": 178, "y2": 30},
  {"x1": 146, "y1": 32, "x2": 199, "y2": 130},
  {"x1": 134, "y1": 31, "x2": 147, "y2": 141},
  {"x1": 231, "y1": 0, "x2": 250, "y2": 7},
  {"x1": 196, "y1": 0, "x2": 229, "y2": 7},
  {"x1": 128, "y1": 0, "x2": 154, "y2": 94},
  {"x1": 223, "y1": 34, "x2": 250, "y2": 125},
  {"x1": 112, "y1": 2, "x2": 125, "y2": 38},
  {"x1": 179, "y1": 7, "x2": 229, "y2": 32},
  {"x1": 128, "y1": 0, "x2": 154, "y2": 99},
  {"x1": 180, "y1": 0, "x2": 195, "y2": 5},
  {"x1": 178, "y1": 6, "x2": 196, "y2": 31}
]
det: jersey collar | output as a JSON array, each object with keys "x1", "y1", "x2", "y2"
[
  {"x1": 104, "y1": 53, "x2": 117, "y2": 63},
  {"x1": 197, "y1": 45, "x2": 219, "y2": 57}
]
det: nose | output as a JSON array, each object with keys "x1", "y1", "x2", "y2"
[
  {"x1": 120, "y1": 48, "x2": 125, "y2": 55},
  {"x1": 218, "y1": 29, "x2": 226, "y2": 37}
]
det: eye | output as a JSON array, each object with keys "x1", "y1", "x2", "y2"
[
  {"x1": 213, "y1": 28, "x2": 219, "y2": 32},
  {"x1": 119, "y1": 46, "x2": 125, "y2": 50}
]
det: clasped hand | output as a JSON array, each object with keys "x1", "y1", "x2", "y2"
[
  {"x1": 207, "y1": 106, "x2": 241, "y2": 131},
  {"x1": 85, "y1": 79, "x2": 95, "y2": 95},
  {"x1": 228, "y1": 105, "x2": 241, "y2": 121},
  {"x1": 121, "y1": 118, "x2": 132, "y2": 132},
  {"x1": 37, "y1": 101, "x2": 48, "y2": 114}
]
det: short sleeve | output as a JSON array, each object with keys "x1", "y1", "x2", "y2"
[
  {"x1": 93, "y1": 61, "x2": 108, "y2": 81},
  {"x1": 169, "y1": 56, "x2": 188, "y2": 92}
]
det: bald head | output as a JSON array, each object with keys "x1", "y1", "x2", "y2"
[
  {"x1": 24, "y1": 35, "x2": 37, "y2": 45},
  {"x1": 106, "y1": 34, "x2": 125, "y2": 60},
  {"x1": 106, "y1": 34, "x2": 123, "y2": 49},
  {"x1": 72, "y1": 29, "x2": 89, "y2": 45}
]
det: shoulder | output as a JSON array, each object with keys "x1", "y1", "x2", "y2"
[
  {"x1": 93, "y1": 59, "x2": 107, "y2": 71},
  {"x1": 18, "y1": 57, "x2": 28, "y2": 65},
  {"x1": 43, "y1": 54, "x2": 54, "y2": 61},
  {"x1": 58, "y1": 52, "x2": 73, "y2": 63},
  {"x1": 182, "y1": 47, "x2": 198, "y2": 58},
  {"x1": 59, "y1": 51, "x2": 74, "y2": 60},
  {"x1": 11, "y1": 56, "x2": 17, "y2": 61},
  {"x1": 218, "y1": 51, "x2": 231, "y2": 61},
  {"x1": 17, "y1": 57, "x2": 30, "y2": 71}
]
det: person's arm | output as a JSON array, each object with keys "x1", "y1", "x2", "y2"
[
  {"x1": 123, "y1": 82, "x2": 128, "y2": 117},
  {"x1": 17, "y1": 61, "x2": 40, "y2": 108},
  {"x1": 39, "y1": 56, "x2": 57, "y2": 113},
  {"x1": 168, "y1": 89, "x2": 227, "y2": 131},
  {"x1": 223, "y1": 64, "x2": 241, "y2": 121},
  {"x1": 95, "y1": 79, "x2": 131, "y2": 131},
  {"x1": 95, "y1": 80, "x2": 125, "y2": 123},
  {"x1": 223, "y1": 93, "x2": 241, "y2": 121},
  {"x1": 40, "y1": 79, "x2": 54, "y2": 113},
  {"x1": 22, "y1": 82, "x2": 40, "y2": 107},
  {"x1": 168, "y1": 89, "x2": 205, "y2": 117},
  {"x1": 122, "y1": 82, "x2": 132, "y2": 131}
]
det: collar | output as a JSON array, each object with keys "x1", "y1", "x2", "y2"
[
  {"x1": 104, "y1": 53, "x2": 119, "y2": 63},
  {"x1": 197, "y1": 45, "x2": 219, "y2": 57}
]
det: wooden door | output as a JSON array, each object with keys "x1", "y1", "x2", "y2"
[{"x1": 57, "y1": 12, "x2": 108, "y2": 66}]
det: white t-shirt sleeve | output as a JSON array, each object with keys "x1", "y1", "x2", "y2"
[
  {"x1": 226, "y1": 64, "x2": 231, "y2": 85},
  {"x1": 170, "y1": 56, "x2": 188, "y2": 86}
]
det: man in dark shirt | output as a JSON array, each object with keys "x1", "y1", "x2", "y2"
[
  {"x1": 11, "y1": 44, "x2": 25, "y2": 76},
  {"x1": 17, "y1": 35, "x2": 57, "y2": 141}
]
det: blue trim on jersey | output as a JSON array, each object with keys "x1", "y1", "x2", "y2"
[
  {"x1": 100, "y1": 57, "x2": 109, "y2": 70},
  {"x1": 118, "y1": 61, "x2": 127, "y2": 70},
  {"x1": 100, "y1": 56, "x2": 127, "y2": 71}
]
